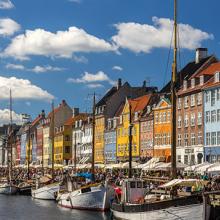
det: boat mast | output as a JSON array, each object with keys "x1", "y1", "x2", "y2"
[
  {"x1": 27, "y1": 124, "x2": 31, "y2": 179},
  {"x1": 171, "y1": 0, "x2": 177, "y2": 178},
  {"x1": 8, "y1": 89, "x2": 13, "y2": 183},
  {"x1": 128, "y1": 102, "x2": 133, "y2": 178},
  {"x1": 74, "y1": 131, "x2": 77, "y2": 173},
  {"x1": 91, "y1": 93, "x2": 95, "y2": 181},
  {"x1": 51, "y1": 101, "x2": 55, "y2": 180}
]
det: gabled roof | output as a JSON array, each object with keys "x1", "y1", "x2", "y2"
[
  {"x1": 64, "y1": 113, "x2": 88, "y2": 126},
  {"x1": 154, "y1": 97, "x2": 171, "y2": 109},
  {"x1": 128, "y1": 94, "x2": 152, "y2": 113},
  {"x1": 196, "y1": 62, "x2": 220, "y2": 77},
  {"x1": 47, "y1": 100, "x2": 67, "y2": 118},
  {"x1": 160, "y1": 55, "x2": 216, "y2": 93}
]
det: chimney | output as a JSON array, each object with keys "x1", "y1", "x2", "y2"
[
  {"x1": 41, "y1": 110, "x2": 45, "y2": 118},
  {"x1": 73, "y1": 108, "x2": 79, "y2": 117},
  {"x1": 117, "y1": 78, "x2": 122, "y2": 90},
  {"x1": 143, "y1": 80, "x2": 146, "y2": 87},
  {"x1": 195, "y1": 48, "x2": 208, "y2": 64},
  {"x1": 62, "y1": 99, "x2": 66, "y2": 105}
]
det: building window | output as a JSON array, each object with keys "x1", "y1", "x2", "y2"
[
  {"x1": 191, "y1": 78, "x2": 195, "y2": 88},
  {"x1": 205, "y1": 91, "x2": 210, "y2": 103},
  {"x1": 177, "y1": 155, "x2": 181, "y2": 162},
  {"x1": 191, "y1": 94, "x2": 195, "y2": 106},
  {"x1": 155, "y1": 113, "x2": 159, "y2": 124},
  {"x1": 206, "y1": 132, "x2": 211, "y2": 146},
  {"x1": 65, "y1": 135, "x2": 70, "y2": 141},
  {"x1": 184, "y1": 96, "x2": 188, "y2": 108},
  {"x1": 167, "y1": 133, "x2": 171, "y2": 145},
  {"x1": 177, "y1": 134, "x2": 182, "y2": 146},
  {"x1": 183, "y1": 80, "x2": 187, "y2": 90},
  {"x1": 200, "y1": 75, "x2": 204, "y2": 85},
  {"x1": 184, "y1": 155, "x2": 188, "y2": 165},
  {"x1": 215, "y1": 72, "x2": 220, "y2": 83},
  {"x1": 197, "y1": 92, "x2": 202, "y2": 105},
  {"x1": 211, "y1": 155, "x2": 217, "y2": 163},
  {"x1": 65, "y1": 146, "x2": 71, "y2": 154},
  {"x1": 211, "y1": 132, "x2": 217, "y2": 145},
  {"x1": 206, "y1": 111, "x2": 210, "y2": 123},
  {"x1": 177, "y1": 116, "x2": 182, "y2": 128},
  {"x1": 217, "y1": 89, "x2": 220, "y2": 101},
  {"x1": 198, "y1": 132, "x2": 202, "y2": 145},
  {"x1": 217, "y1": 132, "x2": 220, "y2": 145},
  {"x1": 167, "y1": 111, "x2": 171, "y2": 122},
  {"x1": 178, "y1": 98, "x2": 181, "y2": 109},
  {"x1": 198, "y1": 112, "x2": 202, "y2": 125},
  {"x1": 211, "y1": 90, "x2": 216, "y2": 106},
  {"x1": 163, "y1": 112, "x2": 167, "y2": 123},
  {"x1": 191, "y1": 133, "x2": 196, "y2": 146},
  {"x1": 191, "y1": 113, "x2": 195, "y2": 127},
  {"x1": 217, "y1": 109, "x2": 220, "y2": 122},
  {"x1": 184, "y1": 114, "x2": 189, "y2": 127},
  {"x1": 184, "y1": 133, "x2": 188, "y2": 146},
  {"x1": 211, "y1": 110, "x2": 216, "y2": 123}
]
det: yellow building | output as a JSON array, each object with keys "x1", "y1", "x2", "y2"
[
  {"x1": 54, "y1": 124, "x2": 72, "y2": 165},
  {"x1": 95, "y1": 115, "x2": 105, "y2": 163},
  {"x1": 117, "y1": 95, "x2": 152, "y2": 161},
  {"x1": 153, "y1": 97, "x2": 171, "y2": 162}
]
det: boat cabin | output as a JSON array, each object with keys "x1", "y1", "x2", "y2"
[{"x1": 121, "y1": 179, "x2": 147, "y2": 203}]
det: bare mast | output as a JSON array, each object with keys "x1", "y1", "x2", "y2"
[
  {"x1": 91, "y1": 93, "x2": 95, "y2": 181},
  {"x1": 51, "y1": 102, "x2": 55, "y2": 180},
  {"x1": 171, "y1": 0, "x2": 178, "y2": 178}
]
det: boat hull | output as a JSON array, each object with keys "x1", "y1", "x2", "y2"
[
  {"x1": 111, "y1": 194, "x2": 202, "y2": 220},
  {"x1": 19, "y1": 185, "x2": 32, "y2": 196},
  {"x1": 31, "y1": 183, "x2": 60, "y2": 200},
  {"x1": 0, "y1": 184, "x2": 18, "y2": 195},
  {"x1": 58, "y1": 185, "x2": 114, "y2": 211}
]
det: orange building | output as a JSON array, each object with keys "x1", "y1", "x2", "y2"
[{"x1": 153, "y1": 97, "x2": 171, "y2": 161}]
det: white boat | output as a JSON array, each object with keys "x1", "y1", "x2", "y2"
[
  {"x1": 0, "y1": 183, "x2": 18, "y2": 195},
  {"x1": 31, "y1": 182, "x2": 60, "y2": 200},
  {"x1": 57, "y1": 182, "x2": 115, "y2": 211}
]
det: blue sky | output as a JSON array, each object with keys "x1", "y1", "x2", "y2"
[{"x1": 0, "y1": 0, "x2": 219, "y2": 124}]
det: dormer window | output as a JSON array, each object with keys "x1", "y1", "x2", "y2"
[
  {"x1": 119, "y1": 115, "x2": 123, "y2": 124},
  {"x1": 113, "y1": 119, "x2": 117, "y2": 128},
  {"x1": 134, "y1": 112, "x2": 139, "y2": 121},
  {"x1": 147, "y1": 106, "x2": 151, "y2": 113},
  {"x1": 191, "y1": 78, "x2": 195, "y2": 88},
  {"x1": 108, "y1": 120, "x2": 111, "y2": 129},
  {"x1": 200, "y1": 75, "x2": 204, "y2": 85},
  {"x1": 183, "y1": 80, "x2": 187, "y2": 90},
  {"x1": 215, "y1": 72, "x2": 220, "y2": 83}
]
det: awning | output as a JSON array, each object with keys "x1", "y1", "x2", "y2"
[{"x1": 159, "y1": 179, "x2": 206, "y2": 188}]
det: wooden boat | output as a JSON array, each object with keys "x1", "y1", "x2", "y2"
[
  {"x1": 18, "y1": 181, "x2": 33, "y2": 196},
  {"x1": 203, "y1": 191, "x2": 220, "y2": 220},
  {"x1": 111, "y1": 178, "x2": 203, "y2": 220},
  {"x1": 57, "y1": 181, "x2": 114, "y2": 211},
  {"x1": 0, "y1": 183, "x2": 18, "y2": 195}
]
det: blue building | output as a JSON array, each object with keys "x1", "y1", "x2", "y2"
[
  {"x1": 203, "y1": 62, "x2": 220, "y2": 163},
  {"x1": 104, "y1": 118, "x2": 117, "y2": 163}
]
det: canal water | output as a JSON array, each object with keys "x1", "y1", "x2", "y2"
[{"x1": 0, "y1": 195, "x2": 203, "y2": 220}]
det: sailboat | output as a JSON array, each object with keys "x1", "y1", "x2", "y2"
[
  {"x1": 111, "y1": 0, "x2": 203, "y2": 219},
  {"x1": 0, "y1": 89, "x2": 18, "y2": 195},
  {"x1": 31, "y1": 102, "x2": 60, "y2": 200},
  {"x1": 57, "y1": 94, "x2": 115, "y2": 211}
]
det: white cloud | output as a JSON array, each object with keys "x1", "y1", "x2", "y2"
[
  {"x1": 0, "y1": 76, "x2": 54, "y2": 101},
  {"x1": 72, "y1": 55, "x2": 88, "y2": 64},
  {"x1": 0, "y1": 18, "x2": 20, "y2": 36},
  {"x1": 68, "y1": 0, "x2": 82, "y2": 3},
  {"x1": 0, "y1": 109, "x2": 23, "y2": 126},
  {"x1": 0, "y1": 0, "x2": 14, "y2": 9},
  {"x1": 6, "y1": 63, "x2": 64, "y2": 73},
  {"x1": 112, "y1": 17, "x2": 213, "y2": 53},
  {"x1": 31, "y1": 65, "x2": 64, "y2": 73},
  {"x1": 112, "y1": 65, "x2": 123, "y2": 71},
  {"x1": 87, "y1": 83, "x2": 104, "y2": 88},
  {"x1": 6, "y1": 63, "x2": 25, "y2": 70},
  {"x1": 67, "y1": 71, "x2": 116, "y2": 86},
  {"x1": 3, "y1": 27, "x2": 116, "y2": 60}
]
